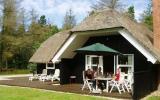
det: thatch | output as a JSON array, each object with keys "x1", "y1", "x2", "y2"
[
  {"x1": 72, "y1": 10, "x2": 122, "y2": 32},
  {"x1": 72, "y1": 9, "x2": 160, "y2": 62},
  {"x1": 29, "y1": 31, "x2": 71, "y2": 63},
  {"x1": 30, "y1": 9, "x2": 160, "y2": 63}
]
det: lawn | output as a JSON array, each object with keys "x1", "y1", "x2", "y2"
[
  {"x1": 0, "y1": 86, "x2": 106, "y2": 100},
  {"x1": 0, "y1": 69, "x2": 31, "y2": 75},
  {"x1": 147, "y1": 96, "x2": 160, "y2": 100}
]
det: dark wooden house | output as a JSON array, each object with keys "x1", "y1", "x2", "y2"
[{"x1": 29, "y1": 7, "x2": 160, "y2": 99}]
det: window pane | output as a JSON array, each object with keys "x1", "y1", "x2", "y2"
[
  {"x1": 48, "y1": 63, "x2": 54, "y2": 67},
  {"x1": 92, "y1": 57, "x2": 99, "y2": 65},
  {"x1": 118, "y1": 55, "x2": 133, "y2": 65},
  {"x1": 121, "y1": 67, "x2": 128, "y2": 74},
  {"x1": 118, "y1": 55, "x2": 128, "y2": 65},
  {"x1": 128, "y1": 55, "x2": 132, "y2": 65},
  {"x1": 86, "y1": 56, "x2": 89, "y2": 64}
]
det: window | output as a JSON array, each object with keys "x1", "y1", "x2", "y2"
[
  {"x1": 85, "y1": 55, "x2": 103, "y2": 73},
  {"x1": 92, "y1": 57, "x2": 99, "y2": 65},
  {"x1": 116, "y1": 54, "x2": 134, "y2": 78},
  {"x1": 118, "y1": 55, "x2": 133, "y2": 65},
  {"x1": 46, "y1": 63, "x2": 55, "y2": 69}
]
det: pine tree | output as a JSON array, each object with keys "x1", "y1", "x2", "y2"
[
  {"x1": 127, "y1": 6, "x2": 135, "y2": 20},
  {"x1": 2, "y1": 0, "x2": 17, "y2": 35},
  {"x1": 1, "y1": 0, "x2": 18, "y2": 68},
  {"x1": 62, "y1": 9, "x2": 76, "y2": 30},
  {"x1": 38, "y1": 15, "x2": 47, "y2": 26},
  {"x1": 17, "y1": 8, "x2": 26, "y2": 34},
  {"x1": 28, "y1": 9, "x2": 39, "y2": 34},
  {"x1": 140, "y1": 0, "x2": 153, "y2": 30}
]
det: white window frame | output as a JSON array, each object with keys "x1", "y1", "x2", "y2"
[
  {"x1": 119, "y1": 30, "x2": 157, "y2": 64},
  {"x1": 46, "y1": 63, "x2": 55, "y2": 70},
  {"x1": 116, "y1": 54, "x2": 134, "y2": 72},
  {"x1": 116, "y1": 54, "x2": 134, "y2": 82},
  {"x1": 85, "y1": 55, "x2": 103, "y2": 74}
]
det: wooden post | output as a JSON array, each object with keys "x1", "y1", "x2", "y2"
[{"x1": 158, "y1": 67, "x2": 160, "y2": 90}]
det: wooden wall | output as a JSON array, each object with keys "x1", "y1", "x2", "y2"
[{"x1": 59, "y1": 34, "x2": 159, "y2": 99}]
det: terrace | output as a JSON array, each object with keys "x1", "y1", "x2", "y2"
[{"x1": 0, "y1": 76, "x2": 132, "y2": 99}]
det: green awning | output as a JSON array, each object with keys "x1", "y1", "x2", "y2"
[{"x1": 75, "y1": 43, "x2": 122, "y2": 55}]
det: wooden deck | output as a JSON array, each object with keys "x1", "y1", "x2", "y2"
[{"x1": 0, "y1": 76, "x2": 132, "y2": 99}]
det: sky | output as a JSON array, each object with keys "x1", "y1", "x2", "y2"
[{"x1": 20, "y1": 0, "x2": 150, "y2": 28}]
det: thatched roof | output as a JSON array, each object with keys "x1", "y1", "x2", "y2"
[
  {"x1": 72, "y1": 10, "x2": 122, "y2": 31},
  {"x1": 72, "y1": 9, "x2": 160, "y2": 62},
  {"x1": 29, "y1": 31, "x2": 71, "y2": 63},
  {"x1": 30, "y1": 9, "x2": 160, "y2": 63}
]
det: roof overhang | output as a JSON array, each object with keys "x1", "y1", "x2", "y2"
[
  {"x1": 119, "y1": 29, "x2": 157, "y2": 64},
  {"x1": 51, "y1": 28, "x2": 158, "y2": 64},
  {"x1": 72, "y1": 27, "x2": 123, "y2": 35},
  {"x1": 51, "y1": 28, "x2": 121, "y2": 63},
  {"x1": 52, "y1": 34, "x2": 77, "y2": 63}
]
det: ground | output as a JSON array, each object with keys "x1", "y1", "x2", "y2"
[
  {"x1": 0, "y1": 75, "x2": 132, "y2": 100},
  {"x1": 141, "y1": 91, "x2": 160, "y2": 100},
  {"x1": 0, "y1": 85, "x2": 107, "y2": 100}
]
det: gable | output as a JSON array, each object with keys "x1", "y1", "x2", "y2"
[
  {"x1": 119, "y1": 30, "x2": 157, "y2": 63},
  {"x1": 30, "y1": 9, "x2": 160, "y2": 64}
]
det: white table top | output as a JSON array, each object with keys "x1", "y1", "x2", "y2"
[{"x1": 94, "y1": 77, "x2": 112, "y2": 80}]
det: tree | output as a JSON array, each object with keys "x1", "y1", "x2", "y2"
[
  {"x1": 28, "y1": 9, "x2": 39, "y2": 34},
  {"x1": 17, "y1": 8, "x2": 26, "y2": 34},
  {"x1": 1, "y1": 0, "x2": 17, "y2": 35},
  {"x1": 92, "y1": 0, "x2": 124, "y2": 11},
  {"x1": 62, "y1": 9, "x2": 76, "y2": 30},
  {"x1": 0, "y1": 16, "x2": 2, "y2": 66},
  {"x1": 0, "y1": 0, "x2": 60, "y2": 69},
  {"x1": 2, "y1": 35, "x2": 17, "y2": 67},
  {"x1": 38, "y1": 15, "x2": 47, "y2": 26},
  {"x1": 1, "y1": 0, "x2": 18, "y2": 68},
  {"x1": 126, "y1": 6, "x2": 135, "y2": 20},
  {"x1": 140, "y1": 0, "x2": 153, "y2": 30}
]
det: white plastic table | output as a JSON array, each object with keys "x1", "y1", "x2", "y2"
[{"x1": 94, "y1": 77, "x2": 112, "y2": 92}]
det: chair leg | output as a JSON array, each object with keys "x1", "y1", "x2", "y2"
[
  {"x1": 116, "y1": 83, "x2": 122, "y2": 94},
  {"x1": 57, "y1": 78, "x2": 60, "y2": 81},
  {"x1": 109, "y1": 83, "x2": 115, "y2": 93},
  {"x1": 110, "y1": 82, "x2": 125, "y2": 94},
  {"x1": 87, "y1": 81, "x2": 92, "y2": 92},
  {"x1": 124, "y1": 83, "x2": 130, "y2": 92},
  {"x1": 51, "y1": 78, "x2": 53, "y2": 82},
  {"x1": 121, "y1": 84, "x2": 125, "y2": 92},
  {"x1": 82, "y1": 81, "x2": 86, "y2": 90}
]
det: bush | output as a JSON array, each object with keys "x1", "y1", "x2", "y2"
[{"x1": 27, "y1": 63, "x2": 37, "y2": 73}]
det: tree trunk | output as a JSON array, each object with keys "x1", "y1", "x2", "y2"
[{"x1": 5, "y1": 60, "x2": 8, "y2": 69}]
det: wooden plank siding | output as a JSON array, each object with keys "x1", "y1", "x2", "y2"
[{"x1": 59, "y1": 34, "x2": 159, "y2": 99}]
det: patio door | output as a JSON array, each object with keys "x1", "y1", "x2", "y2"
[{"x1": 85, "y1": 55, "x2": 103, "y2": 74}]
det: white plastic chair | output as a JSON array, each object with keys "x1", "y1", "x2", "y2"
[
  {"x1": 109, "y1": 72, "x2": 126, "y2": 94},
  {"x1": 29, "y1": 74, "x2": 40, "y2": 81},
  {"x1": 51, "y1": 69, "x2": 60, "y2": 82},
  {"x1": 81, "y1": 71, "x2": 93, "y2": 92},
  {"x1": 125, "y1": 73, "x2": 133, "y2": 92},
  {"x1": 39, "y1": 69, "x2": 48, "y2": 81},
  {"x1": 29, "y1": 69, "x2": 47, "y2": 81},
  {"x1": 40, "y1": 69, "x2": 60, "y2": 82}
]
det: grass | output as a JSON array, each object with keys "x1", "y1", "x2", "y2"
[
  {"x1": 0, "y1": 86, "x2": 107, "y2": 100},
  {"x1": 147, "y1": 96, "x2": 160, "y2": 100},
  {"x1": 0, "y1": 69, "x2": 31, "y2": 75}
]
